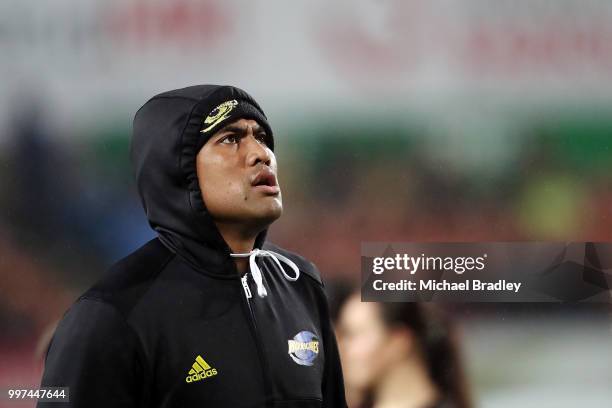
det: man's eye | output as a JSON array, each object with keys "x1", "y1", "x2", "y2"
[
  {"x1": 256, "y1": 133, "x2": 268, "y2": 145},
  {"x1": 221, "y1": 135, "x2": 239, "y2": 144}
]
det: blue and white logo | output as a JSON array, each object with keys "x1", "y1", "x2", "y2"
[{"x1": 288, "y1": 330, "x2": 320, "y2": 366}]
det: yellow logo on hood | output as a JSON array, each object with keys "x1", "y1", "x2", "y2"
[{"x1": 201, "y1": 99, "x2": 238, "y2": 133}]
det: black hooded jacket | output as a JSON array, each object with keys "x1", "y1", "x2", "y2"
[{"x1": 37, "y1": 85, "x2": 347, "y2": 408}]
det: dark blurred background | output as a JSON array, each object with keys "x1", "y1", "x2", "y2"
[{"x1": 1, "y1": 0, "x2": 611, "y2": 406}]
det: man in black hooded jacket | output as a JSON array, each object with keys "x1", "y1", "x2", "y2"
[{"x1": 37, "y1": 85, "x2": 347, "y2": 408}]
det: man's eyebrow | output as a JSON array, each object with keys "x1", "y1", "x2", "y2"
[{"x1": 216, "y1": 123, "x2": 265, "y2": 135}]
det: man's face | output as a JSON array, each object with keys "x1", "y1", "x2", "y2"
[{"x1": 196, "y1": 118, "x2": 282, "y2": 230}]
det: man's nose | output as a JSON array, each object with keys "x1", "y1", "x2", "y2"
[{"x1": 245, "y1": 134, "x2": 272, "y2": 167}]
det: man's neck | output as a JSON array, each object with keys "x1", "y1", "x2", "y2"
[{"x1": 215, "y1": 222, "x2": 261, "y2": 275}]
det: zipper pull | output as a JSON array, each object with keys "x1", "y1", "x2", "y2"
[{"x1": 241, "y1": 274, "x2": 252, "y2": 299}]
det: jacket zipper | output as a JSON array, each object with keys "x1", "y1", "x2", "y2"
[
  {"x1": 241, "y1": 274, "x2": 252, "y2": 298},
  {"x1": 238, "y1": 271, "x2": 273, "y2": 406}
]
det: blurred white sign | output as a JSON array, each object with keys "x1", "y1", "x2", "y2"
[{"x1": 1, "y1": 0, "x2": 612, "y2": 124}]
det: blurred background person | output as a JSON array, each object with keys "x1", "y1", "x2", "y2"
[{"x1": 336, "y1": 291, "x2": 471, "y2": 408}]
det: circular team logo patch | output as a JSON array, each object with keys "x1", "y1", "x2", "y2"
[{"x1": 288, "y1": 330, "x2": 320, "y2": 366}]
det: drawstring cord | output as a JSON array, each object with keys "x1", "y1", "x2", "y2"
[{"x1": 230, "y1": 249, "x2": 300, "y2": 298}]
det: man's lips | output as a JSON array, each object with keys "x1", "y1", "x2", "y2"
[{"x1": 251, "y1": 168, "x2": 280, "y2": 195}]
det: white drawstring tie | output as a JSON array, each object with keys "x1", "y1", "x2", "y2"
[{"x1": 230, "y1": 249, "x2": 300, "y2": 298}]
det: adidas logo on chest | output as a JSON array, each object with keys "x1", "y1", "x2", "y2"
[{"x1": 185, "y1": 355, "x2": 218, "y2": 383}]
